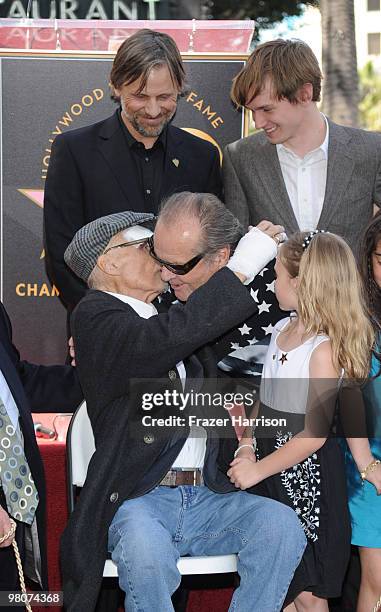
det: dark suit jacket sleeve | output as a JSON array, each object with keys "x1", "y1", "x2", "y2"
[
  {"x1": 206, "y1": 145, "x2": 223, "y2": 200},
  {"x1": 44, "y1": 134, "x2": 88, "y2": 311},
  {"x1": 222, "y1": 144, "x2": 250, "y2": 227},
  {"x1": 0, "y1": 302, "x2": 83, "y2": 412},
  {"x1": 72, "y1": 268, "x2": 257, "y2": 402}
]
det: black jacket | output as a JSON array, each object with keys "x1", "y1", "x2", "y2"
[
  {"x1": 0, "y1": 301, "x2": 83, "y2": 588},
  {"x1": 60, "y1": 268, "x2": 257, "y2": 611},
  {"x1": 43, "y1": 111, "x2": 222, "y2": 310}
]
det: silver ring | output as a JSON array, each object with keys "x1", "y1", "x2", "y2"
[{"x1": 274, "y1": 232, "x2": 287, "y2": 245}]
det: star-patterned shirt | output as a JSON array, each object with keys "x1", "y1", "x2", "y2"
[{"x1": 215, "y1": 259, "x2": 286, "y2": 381}]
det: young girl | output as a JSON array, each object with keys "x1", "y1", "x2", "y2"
[
  {"x1": 342, "y1": 215, "x2": 381, "y2": 611},
  {"x1": 228, "y1": 230, "x2": 381, "y2": 611}
]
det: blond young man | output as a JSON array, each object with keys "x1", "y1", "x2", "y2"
[{"x1": 223, "y1": 39, "x2": 381, "y2": 254}]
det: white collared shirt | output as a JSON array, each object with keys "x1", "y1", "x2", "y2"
[
  {"x1": 0, "y1": 370, "x2": 20, "y2": 430},
  {"x1": 105, "y1": 291, "x2": 206, "y2": 468},
  {"x1": 276, "y1": 115, "x2": 329, "y2": 231}
]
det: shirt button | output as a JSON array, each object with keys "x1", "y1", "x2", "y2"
[
  {"x1": 145, "y1": 157, "x2": 149, "y2": 162},
  {"x1": 110, "y1": 492, "x2": 118, "y2": 503},
  {"x1": 168, "y1": 370, "x2": 177, "y2": 381},
  {"x1": 144, "y1": 434, "x2": 155, "y2": 444},
  {"x1": 146, "y1": 189, "x2": 151, "y2": 195}
]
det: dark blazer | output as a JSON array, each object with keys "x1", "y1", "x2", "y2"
[
  {"x1": 223, "y1": 119, "x2": 381, "y2": 254},
  {"x1": 60, "y1": 268, "x2": 257, "y2": 612},
  {"x1": 0, "y1": 302, "x2": 83, "y2": 588},
  {"x1": 43, "y1": 111, "x2": 222, "y2": 310}
]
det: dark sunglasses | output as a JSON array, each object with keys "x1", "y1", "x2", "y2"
[{"x1": 147, "y1": 236, "x2": 205, "y2": 275}]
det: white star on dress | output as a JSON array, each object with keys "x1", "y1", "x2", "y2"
[
  {"x1": 247, "y1": 337, "x2": 258, "y2": 345},
  {"x1": 258, "y1": 267, "x2": 268, "y2": 277},
  {"x1": 258, "y1": 300, "x2": 271, "y2": 314},
  {"x1": 238, "y1": 323, "x2": 252, "y2": 336},
  {"x1": 250, "y1": 288, "x2": 259, "y2": 302},
  {"x1": 266, "y1": 280, "x2": 275, "y2": 293},
  {"x1": 262, "y1": 323, "x2": 275, "y2": 335},
  {"x1": 230, "y1": 342, "x2": 241, "y2": 350}
]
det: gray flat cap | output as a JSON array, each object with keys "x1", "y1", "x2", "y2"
[{"x1": 64, "y1": 210, "x2": 155, "y2": 282}]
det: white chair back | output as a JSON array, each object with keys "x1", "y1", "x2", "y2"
[
  {"x1": 66, "y1": 400, "x2": 238, "y2": 577},
  {"x1": 68, "y1": 401, "x2": 95, "y2": 487}
]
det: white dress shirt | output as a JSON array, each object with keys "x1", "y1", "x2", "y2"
[
  {"x1": 276, "y1": 115, "x2": 329, "y2": 231},
  {"x1": 105, "y1": 291, "x2": 207, "y2": 468},
  {"x1": 0, "y1": 369, "x2": 20, "y2": 429}
]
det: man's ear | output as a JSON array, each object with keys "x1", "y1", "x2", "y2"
[
  {"x1": 212, "y1": 246, "x2": 231, "y2": 269},
  {"x1": 110, "y1": 82, "x2": 120, "y2": 99},
  {"x1": 296, "y1": 83, "x2": 313, "y2": 105},
  {"x1": 97, "y1": 253, "x2": 119, "y2": 277}
]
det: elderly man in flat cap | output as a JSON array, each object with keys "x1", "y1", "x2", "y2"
[{"x1": 60, "y1": 198, "x2": 305, "y2": 612}]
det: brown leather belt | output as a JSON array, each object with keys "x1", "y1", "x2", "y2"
[{"x1": 160, "y1": 469, "x2": 203, "y2": 487}]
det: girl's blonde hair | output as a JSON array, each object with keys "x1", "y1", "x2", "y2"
[{"x1": 279, "y1": 231, "x2": 374, "y2": 379}]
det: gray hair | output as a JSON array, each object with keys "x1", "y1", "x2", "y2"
[{"x1": 158, "y1": 192, "x2": 244, "y2": 257}]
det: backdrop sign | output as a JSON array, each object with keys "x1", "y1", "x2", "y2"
[
  {"x1": 0, "y1": 0, "x2": 173, "y2": 20},
  {"x1": 0, "y1": 53, "x2": 246, "y2": 364}
]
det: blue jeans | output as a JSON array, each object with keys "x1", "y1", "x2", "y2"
[{"x1": 108, "y1": 486, "x2": 306, "y2": 611}]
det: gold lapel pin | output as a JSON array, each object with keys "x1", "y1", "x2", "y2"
[{"x1": 172, "y1": 158, "x2": 180, "y2": 168}]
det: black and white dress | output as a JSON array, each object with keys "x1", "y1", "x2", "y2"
[{"x1": 254, "y1": 318, "x2": 351, "y2": 603}]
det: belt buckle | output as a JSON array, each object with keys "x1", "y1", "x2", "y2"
[
  {"x1": 160, "y1": 468, "x2": 202, "y2": 487},
  {"x1": 160, "y1": 470, "x2": 177, "y2": 486},
  {"x1": 182, "y1": 468, "x2": 200, "y2": 486}
]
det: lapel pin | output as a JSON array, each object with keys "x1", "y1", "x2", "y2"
[{"x1": 172, "y1": 158, "x2": 180, "y2": 168}]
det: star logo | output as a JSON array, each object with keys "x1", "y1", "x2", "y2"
[
  {"x1": 258, "y1": 300, "x2": 271, "y2": 315},
  {"x1": 18, "y1": 189, "x2": 44, "y2": 209},
  {"x1": 279, "y1": 353, "x2": 288, "y2": 365},
  {"x1": 250, "y1": 288, "x2": 259, "y2": 302},
  {"x1": 18, "y1": 189, "x2": 45, "y2": 258},
  {"x1": 247, "y1": 337, "x2": 258, "y2": 345},
  {"x1": 238, "y1": 323, "x2": 252, "y2": 336},
  {"x1": 262, "y1": 323, "x2": 274, "y2": 336}
]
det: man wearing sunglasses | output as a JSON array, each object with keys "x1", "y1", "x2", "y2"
[{"x1": 61, "y1": 202, "x2": 305, "y2": 612}]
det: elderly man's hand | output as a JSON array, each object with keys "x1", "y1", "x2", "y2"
[
  {"x1": 226, "y1": 222, "x2": 285, "y2": 284},
  {"x1": 255, "y1": 220, "x2": 286, "y2": 245},
  {"x1": 0, "y1": 506, "x2": 15, "y2": 548}
]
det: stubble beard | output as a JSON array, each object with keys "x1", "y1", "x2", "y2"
[{"x1": 123, "y1": 109, "x2": 176, "y2": 138}]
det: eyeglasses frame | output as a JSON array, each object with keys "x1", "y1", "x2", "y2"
[{"x1": 147, "y1": 235, "x2": 205, "y2": 276}]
